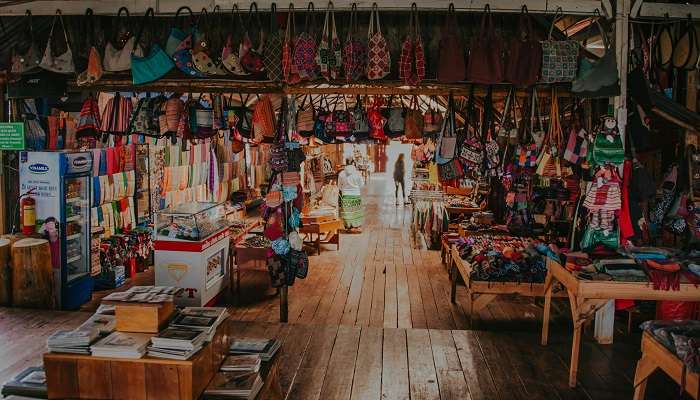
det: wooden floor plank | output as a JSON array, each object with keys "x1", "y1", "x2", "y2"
[
  {"x1": 406, "y1": 329, "x2": 440, "y2": 400},
  {"x1": 350, "y1": 327, "x2": 383, "y2": 400},
  {"x1": 286, "y1": 325, "x2": 339, "y2": 400},
  {"x1": 381, "y1": 328, "x2": 410, "y2": 400},
  {"x1": 277, "y1": 324, "x2": 315, "y2": 397},
  {"x1": 340, "y1": 255, "x2": 367, "y2": 326},
  {"x1": 354, "y1": 256, "x2": 376, "y2": 327},
  {"x1": 451, "y1": 330, "x2": 500, "y2": 400},
  {"x1": 394, "y1": 260, "x2": 413, "y2": 329},
  {"x1": 405, "y1": 263, "x2": 428, "y2": 329},
  {"x1": 319, "y1": 325, "x2": 362, "y2": 400},
  {"x1": 369, "y1": 262, "x2": 386, "y2": 328},
  {"x1": 383, "y1": 262, "x2": 398, "y2": 328}
]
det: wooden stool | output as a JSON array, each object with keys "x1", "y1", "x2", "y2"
[{"x1": 12, "y1": 238, "x2": 54, "y2": 309}]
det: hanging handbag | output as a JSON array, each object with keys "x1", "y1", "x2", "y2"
[
  {"x1": 367, "y1": 97, "x2": 387, "y2": 140},
  {"x1": 221, "y1": 5, "x2": 250, "y2": 77},
  {"x1": 404, "y1": 96, "x2": 424, "y2": 140},
  {"x1": 296, "y1": 95, "x2": 315, "y2": 136},
  {"x1": 343, "y1": 3, "x2": 367, "y2": 81},
  {"x1": 505, "y1": 6, "x2": 541, "y2": 87},
  {"x1": 590, "y1": 115, "x2": 625, "y2": 166},
  {"x1": 264, "y1": 3, "x2": 284, "y2": 81},
  {"x1": 438, "y1": 158, "x2": 464, "y2": 181},
  {"x1": 160, "y1": 96, "x2": 183, "y2": 136},
  {"x1": 103, "y1": 7, "x2": 143, "y2": 72},
  {"x1": 166, "y1": 6, "x2": 193, "y2": 56},
  {"x1": 423, "y1": 96, "x2": 444, "y2": 134},
  {"x1": 313, "y1": 97, "x2": 334, "y2": 143},
  {"x1": 399, "y1": 3, "x2": 426, "y2": 85},
  {"x1": 316, "y1": 1, "x2": 342, "y2": 80},
  {"x1": 385, "y1": 96, "x2": 405, "y2": 138},
  {"x1": 241, "y1": 3, "x2": 266, "y2": 76},
  {"x1": 437, "y1": 4, "x2": 466, "y2": 83},
  {"x1": 188, "y1": 95, "x2": 217, "y2": 139},
  {"x1": 39, "y1": 10, "x2": 75, "y2": 74},
  {"x1": 192, "y1": 7, "x2": 228, "y2": 76},
  {"x1": 366, "y1": 3, "x2": 390, "y2": 80},
  {"x1": 436, "y1": 95, "x2": 458, "y2": 164},
  {"x1": 540, "y1": 8, "x2": 579, "y2": 83},
  {"x1": 171, "y1": 9, "x2": 207, "y2": 78},
  {"x1": 76, "y1": 94, "x2": 102, "y2": 139},
  {"x1": 536, "y1": 88, "x2": 563, "y2": 177},
  {"x1": 11, "y1": 11, "x2": 41, "y2": 75},
  {"x1": 562, "y1": 102, "x2": 589, "y2": 165},
  {"x1": 128, "y1": 96, "x2": 154, "y2": 136},
  {"x1": 497, "y1": 87, "x2": 518, "y2": 146},
  {"x1": 467, "y1": 5, "x2": 503, "y2": 84},
  {"x1": 293, "y1": 3, "x2": 320, "y2": 81},
  {"x1": 326, "y1": 98, "x2": 354, "y2": 137},
  {"x1": 672, "y1": 15, "x2": 700, "y2": 70},
  {"x1": 283, "y1": 4, "x2": 298, "y2": 83},
  {"x1": 270, "y1": 97, "x2": 289, "y2": 172},
  {"x1": 252, "y1": 94, "x2": 277, "y2": 142},
  {"x1": 77, "y1": 9, "x2": 104, "y2": 86},
  {"x1": 101, "y1": 93, "x2": 133, "y2": 136},
  {"x1": 571, "y1": 17, "x2": 620, "y2": 97},
  {"x1": 353, "y1": 96, "x2": 370, "y2": 135},
  {"x1": 131, "y1": 8, "x2": 175, "y2": 85},
  {"x1": 514, "y1": 88, "x2": 540, "y2": 168}
]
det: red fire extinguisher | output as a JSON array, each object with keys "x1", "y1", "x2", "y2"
[{"x1": 19, "y1": 190, "x2": 36, "y2": 235}]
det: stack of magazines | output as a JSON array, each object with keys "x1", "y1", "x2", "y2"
[
  {"x1": 203, "y1": 371, "x2": 263, "y2": 400},
  {"x1": 170, "y1": 307, "x2": 229, "y2": 342},
  {"x1": 90, "y1": 332, "x2": 152, "y2": 359},
  {"x1": 76, "y1": 313, "x2": 116, "y2": 335},
  {"x1": 147, "y1": 327, "x2": 207, "y2": 360},
  {"x1": 102, "y1": 286, "x2": 183, "y2": 303},
  {"x1": 1, "y1": 366, "x2": 47, "y2": 398},
  {"x1": 229, "y1": 338, "x2": 280, "y2": 362},
  {"x1": 47, "y1": 330, "x2": 99, "y2": 354},
  {"x1": 220, "y1": 355, "x2": 262, "y2": 373}
]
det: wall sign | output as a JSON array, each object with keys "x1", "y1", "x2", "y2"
[{"x1": 0, "y1": 123, "x2": 25, "y2": 150}]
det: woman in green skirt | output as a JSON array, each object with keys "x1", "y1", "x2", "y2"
[{"x1": 338, "y1": 160, "x2": 365, "y2": 232}]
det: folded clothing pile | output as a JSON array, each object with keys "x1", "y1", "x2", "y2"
[
  {"x1": 458, "y1": 235, "x2": 547, "y2": 283},
  {"x1": 640, "y1": 320, "x2": 700, "y2": 373}
]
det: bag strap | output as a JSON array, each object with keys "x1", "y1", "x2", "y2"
[
  {"x1": 270, "y1": 3, "x2": 279, "y2": 33},
  {"x1": 83, "y1": 8, "x2": 96, "y2": 48},
  {"x1": 173, "y1": 6, "x2": 195, "y2": 31},
  {"x1": 445, "y1": 3, "x2": 456, "y2": 31},
  {"x1": 412, "y1": 3, "x2": 421, "y2": 39},
  {"x1": 518, "y1": 5, "x2": 534, "y2": 40},
  {"x1": 248, "y1": 2, "x2": 262, "y2": 40},
  {"x1": 347, "y1": 3, "x2": 358, "y2": 42},
  {"x1": 547, "y1": 7, "x2": 564, "y2": 40},
  {"x1": 113, "y1": 7, "x2": 131, "y2": 44},
  {"x1": 321, "y1": 2, "x2": 331, "y2": 43},
  {"x1": 286, "y1": 3, "x2": 296, "y2": 41},
  {"x1": 229, "y1": 4, "x2": 246, "y2": 36},
  {"x1": 305, "y1": 2, "x2": 316, "y2": 36},
  {"x1": 47, "y1": 10, "x2": 72, "y2": 56},
  {"x1": 133, "y1": 8, "x2": 155, "y2": 54},
  {"x1": 368, "y1": 3, "x2": 381, "y2": 37}
]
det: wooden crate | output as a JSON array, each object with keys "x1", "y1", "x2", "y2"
[
  {"x1": 112, "y1": 301, "x2": 175, "y2": 333},
  {"x1": 44, "y1": 320, "x2": 231, "y2": 400}
]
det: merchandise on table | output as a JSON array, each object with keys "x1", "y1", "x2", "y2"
[
  {"x1": 640, "y1": 320, "x2": 700, "y2": 373},
  {"x1": 156, "y1": 202, "x2": 229, "y2": 241}
]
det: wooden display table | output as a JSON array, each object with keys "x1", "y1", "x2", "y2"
[
  {"x1": 43, "y1": 321, "x2": 231, "y2": 399},
  {"x1": 449, "y1": 245, "x2": 565, "y2": 325},
  {"x1": 633, "y1": 331, "x2": 699, "y2": 400},
  {"x1": 540, "y1": 259, "x2": 700, "y2": 388},
  {"x1": 299, "y1": 219, "x2": 343, "y2": 255}
]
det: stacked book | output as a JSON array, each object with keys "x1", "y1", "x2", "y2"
[
  {"x1": 203, "y1": 371, "x2": 263, "y2": 400},
  {"x1": 47, "y1": 329, "x2": 99, "y2": 354},
  {"x1": 170, "y1": 307, "x2": 229, "y2": 342},
  {"x1": 102, "y1": 285, "x2": 183, "y2": 303},
  {"x1": 229, "y1": 338, "x2": 280, "y2": 362},
  {"x1": 77, "y1": 313, "x2": 116, "y2": 335},
  {"x1": 147, "y1": 327, "x2": 207, "y2": 360},
  {"x1": 90, "y1": 332, "x2": 152, "y2": 359},
  {"x1": 220, "y1": 355, "x2": 262, "y2": 373},
  {"x1": 1, "y1": 366, "x2": 47, "y2": 398}
]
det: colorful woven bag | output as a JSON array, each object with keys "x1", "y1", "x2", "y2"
[
  {"x1": 366, "y1": 3, "x2": 390, "y2": 80},
  {"x1": 263, "y1": 3, "x2": 284, "y2": 81},
  {"x1": 399, "y1": 3, "x2": 426, "y2": 85},
  {"x1": 343, "y1": 3, "x2": 367, "y2": 81},
  {"x1": 292, "y1": 3, "x2": 319, "y2": 81},
  {"x1": 540, "y1": 9, "x2": 579, "y2": 83},
  {"x1": 221, "y1": 5, "x2": 250, "y2": 77},
  {"x1": 283, "y1": 4, "x2": 298, "y2": 83},
  {"x1": 252, "y1": 95, "x2": 277, "y2": 142},
  {"x1": 316, "y1": 1, "x2": 342, "y2": 80}
]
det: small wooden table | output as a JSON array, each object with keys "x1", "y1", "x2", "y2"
[
  {"x1": 449, "y1": 245, "x2": 565, "y2": 325},
  {"x1": 634, "y1": 331, "x2": 699, "y2": 399},
  {"x1": 541, "y1": 259, "x2": 700, "y2": 388},
  {"x1": 299, "y1": 219, "x2": 343, "y2": 255}
]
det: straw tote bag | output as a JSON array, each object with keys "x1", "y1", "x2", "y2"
[
  {"x1": 536, "y1": 88, "x2": 563, "y2": 178},
  {"x1": 467, "y1": 5, "x2": 503, "y2": 84},
  {"x1": 366, "y1": 3, "x2": 390, "y2": 80}
]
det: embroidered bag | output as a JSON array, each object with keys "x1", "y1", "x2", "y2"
[
  {"x1": 436, "y1": 95, "x2": 458, "y2": 164},
  {"x1": 76, "y1": 94, "x2": 102, "y2": 139},
  {"x1": 366, "y1": 3, "x2": 390, "y2": 80},
  {"x1": 536, "y1": 88, "x2": 563, "y2": 177},
  {"x1": 252, "y1": 94, "x2": 277, "y2": 142},
  {"x1": 505, "y1": 6, "x2": 541, "y2": 86},
  {"x1": 437, "y1": 3, "x2": 466, "y2": 83},
  {"x1": 423, "y1": 96, "x2": 444, "y2": 134},
  {"x1": 438, "y1": 157, "x2": 464, "y2": 181},
  {"x1": 11, "y1": 11, "x2": 41, "y2": 74},
  {"x1": 191, "y1": 7, "x2": 228, "y2": 76},
  {"x1": 270, "y1": 97, "x2": 289, "y2": 172},
  {"x1": 221, "y1": 5, "x2": 250, "y2": 77},
  {"x1": 368, "y1": 97, "x2": 387, "y2": 140},
  {"x1": 296, "y1": 95, "x2": 315, "y2": 136},
  {"x1": 467, "y1": 5, "x2": 504, "y2": 84},
  {"x1": 404, "y1": 96, "x2": 424, "y2": 139},
  {"x1": 293, "y1": 3, "x2": 319, "y2": 81},
  {"x1": 241, "y1": 3, "x2": 266, "y2": 76},
  {"x1": 40, "y1": 10, "x2": 75, "y2": 74},
  {"x1": 165, "y1": 7, "x2": 193, "y2": 56},
  {"x1": 541, "y1": 8, "x2": 579, "y2": 83},
  {"x1": 384, "y1": 96, "x2": 405, "y2": 138},
  {"x1": 316, "y1": 1, "x2": 342, "y2": 80},
  {"x1": 326, "y1": 102, "x2": 354, "y2": 137},
  {"x1": 343, "y1": 3, "x2": 367, "y2": 81},
  {"x1": 353, "y1": 96, "x2": 370, "y2": 135},
  {"x1": 172, "y1": 14, "x2": 207, "y2": 78},
  {"x1": 398, "y1": 3, "x2": 426, "y2": 85},
  {"x1": 562, "y1": 102, "x2": 589, "y2": 165},
  {"x1": 263, "y1": 3, "x2": 284, "y2": 81}
]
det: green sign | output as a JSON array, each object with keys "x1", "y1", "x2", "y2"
[{"x1": 0, "y1": 122, "x2": 25, "y2": 150}]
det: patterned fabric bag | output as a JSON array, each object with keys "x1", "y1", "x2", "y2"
[
  {"x1": 252, "y1": 95, "x2": 277, "y2": 142},
  {"x1": 263, "y1": 3, "x2": 284, "y2": 81},
  {"x1": 536, "y1": 88, "x2": 564, "y2": 177},
  {"x1": 191, "y1": 8, "x2": 228, "y2": 76},
  {"x1": 423, "y1": 97, "x2": 444, "y2": 134},
  {"x1": 384, "y1": 97, "x2": 405, "y2": 138},
  {"x1": 436, "y1": 95, "x2": 458, "y2": 164},
  {"x1": 283, "y1": 4, "x2": 298, "y2": 83},
  {"x1": 563, "y1": 126, "x2": 589, "y2": 165},
  {"x1": 76, "y1": 94, "x2": 102, "y2": 139},
  {"x1": 221, "y1": 5, "x2": 250, "y2": 77},
  {"x1": 368, "y1": 97, "x2": 387, "y2": 140},
  {"x1": 353, "y1": 96, "x2": 370, "y2": 135},
  {"x1": 438, "y1": 158, "x2": 464, "y2": 181},
  {"x1": 270, "y1": 98, "x2": 289, "y2": 172},
  {"x1": 541, "y1": 9, "x2": 579, "y2": 83},
  {"x1": 293, "y1": 3, "x2": 319, "y2": 81},
  {"x1": 515, "y1": 143, "x2": 538, "y2": 167},
  {"x1": 101, "y1": 93, "x2": 133, "y2": 136},
  {"x1": 326, "y1": 109, "x2": 354, "y2": 136},
  {"x1": 296, "y1": 96, "x2": 315, "y2": 137},
  {"x1": 366, "y1": 3, "x2": 390, "y2": 80},
  {"x1": 241, "y1": 4, "x2": 266, "y2": 76},
  {"x1": 399, "y1": 4, "x2": 426, "y2": 85},
  {"x1": 343, "y1": 4, "x2": 367, "y2": 81},
  {"x1": 267, "y1": 255, "x2": 285, "y2": 287},
  {"x1": 316, "y1": 2, "x2": 342, "y2": 80},
  {"x1": 467, "y1": 5, "x2": 504, "y2": 84},
  {"x1": 404, "y1": 97, "x2": 424, "y2": 139}
]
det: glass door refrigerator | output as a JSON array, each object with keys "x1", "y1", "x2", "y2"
[{"x1": 19, "y1": 151, "x2": 94, "y2": 310}]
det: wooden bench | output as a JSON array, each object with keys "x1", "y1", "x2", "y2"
[{"x1": 633, "y1": 331, "x2": 699, "y2": 400}]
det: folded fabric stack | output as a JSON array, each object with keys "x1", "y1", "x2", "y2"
[
  {"x1": 458, "y1": 235, "x2": 547, "y2": 283},
  {"x1": 640, "y1": 320, "x2": 700, "y2": 373}
]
